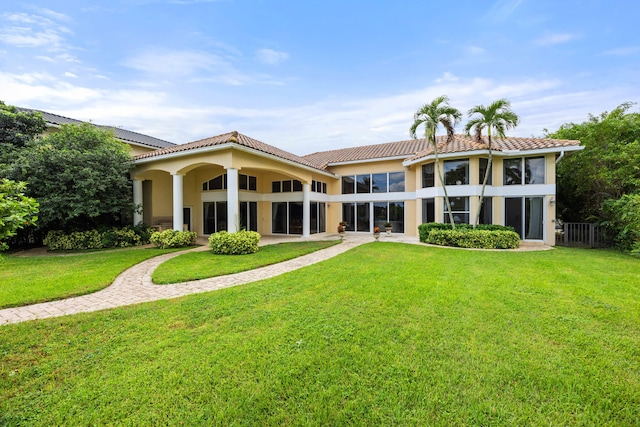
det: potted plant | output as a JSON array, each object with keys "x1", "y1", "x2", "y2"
[
  {"x1": 384, "y1": 222, "x2": 392, "y2": 235},
  {"x1": 373, "y1": 226, "x2": 381, "y2": 240},
  {"x1": 338, "y1": 221, "x2": 347, "y2": 237}
]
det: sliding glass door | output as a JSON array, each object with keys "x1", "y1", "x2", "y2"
[{"x1": 505, "y1": 197, "x2": 544, "y2": 240}]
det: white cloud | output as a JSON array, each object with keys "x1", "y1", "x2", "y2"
[
  {"x1": 485, "y1": 0, "x2": 524, "y2": 23},
  {"x1": 534, "y1": 32, "x2": 579, "y2": 46},
  {"x1": 64, "y1": 72, "x2": 77, "y2": 78},
  {"x1": 467, "y1": 45, "x2": 486, "y2": 55},
  {"x1": 436, "y1": 72, "x2": 459, "y2": 83},
  {"x1": 255, "y1": 48, "x2": 290, "y2": 65}
]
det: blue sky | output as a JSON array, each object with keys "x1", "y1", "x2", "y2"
[{"x1": 1, "y1": 0, "x2": 639, "y2": 154}]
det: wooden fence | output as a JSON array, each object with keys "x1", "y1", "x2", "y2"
[{"x1": 555, "y1": 222, "x2": 610, "y2": 248}]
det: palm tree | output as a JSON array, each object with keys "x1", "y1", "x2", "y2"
[
  {"x1": 410, "y1": 95, "x2": 462, "y2": 229},
  {"x1": 465, "y1": 98, "x2": 520, "y2": 228}
]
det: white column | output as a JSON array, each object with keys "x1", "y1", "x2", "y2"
[
  {"x1": 132, "y1": 179, "x2": 143, "y2": 225},
  {"x1": 226, "y1": 168, "x2": 239, "y2": 232},
  {"x1": 172, "y1": 174, "x2": 184, "y2": 231},
  {"x1": 302, "y1": 183, "x2": 310, "y2": 237}
]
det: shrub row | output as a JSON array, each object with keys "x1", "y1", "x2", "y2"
[
  {"x1": 150, "y1": 230, "x2": 197, "y2": 249},
  {"x1": 208, "y1": 230, "x2": 261, "y2": 255},
  {"x1": 425, "y1": 229, "x2": 521, "y2": 249},
  {"x1": 44, "y1": 225, "x2": 155, "y2": 251},
  {"x1": 418, "y1": 222, "x2": 515, "y2": 243}
]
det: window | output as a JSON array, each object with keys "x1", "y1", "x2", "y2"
[
  {"x1": 356, "y1": 174, "x2": 370, "y2": 193},
  {"x1": 372, "y1": 173, "x2": 387, "y2": 193},
  {"x1": 504, "y1": 157, "x2": 545, "y2": 185},
  {"x1": 203, "y1": 201, "x2": 227, "y2": 234},
  {"x1": 444, "y1": 159, "x2": 469, "y2": 185},
  {"x1": 272, "y1": 181, "x2": 281, "y2": 193},
  {"x1": 310, "y1": 202, "x2": 326, "y2": 234},
  {"x1": 422, "y1": 198, "x2": 435, "y2": 223},
  {"x1": 204, "y1": 174, "x2": 256, "y2": 191},
  {"x1": 388, "y1": 172, "x2": 405, "y2": 192},
  {"x1": 272, "y1": 202, "x2": 303, "y2": 234},
  {"x1": 342, "y1": 202, "x2": 370, "y2": 232},
  {"x1": 505, "y1": 197, "x2": 543, "y2": 240},
  {"x1": 240, "y1": 201, "x2": 258, "y2": 232},
  {"x1": 422, "y1": 163, "x2": 435, "y2": 188},
  {"x1": 444, "y1": 196, "x2": 469, "y2": 224},
  {"x1": 343, "y1": 172, "x2": 405, "y2": 194},
  {"x1": 282, "y1": 180, "x2": 292, "y2": 192},
  {"x1": 479, "y1": 197, "x2": 492, "y2": 225},
  {"x1": 272, "y1": 179, "x2": 304, "y2": 193},
  {"x1": 342, "y1": 176, "x2": 355, "y2": 194},
  {"x1": 479, "y1": 158, "x2": 492, "y2": 185},
  {"x1": 293, "y1": 180, "x2": 303, "y2": 192},
  {"x1": 311, "y1": 180, "x2": 327, "y2": 193}
]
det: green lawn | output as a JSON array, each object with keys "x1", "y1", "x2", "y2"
[
  {"x1": 1, "y1": 244, "x2": 639, "y2": 425},
  {"x1": 0, "y1": 247, "x2": 184, "y2": 309},
  {"x1": 152, "y1": 240, "x2": 341, "y2": 283}
]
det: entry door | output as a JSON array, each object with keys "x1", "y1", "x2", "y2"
[{"x1": 505, "y1": 197, "x2": 544, "y2": 240}]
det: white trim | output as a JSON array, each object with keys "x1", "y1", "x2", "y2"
[
  {"x1": 327, "y1": 155, "x2": 410, "y2": 166},
  {"x1": 416, "y1": 184, "x2": 555, "y2": 199}
]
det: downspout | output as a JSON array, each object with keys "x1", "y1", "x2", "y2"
[{"x1": 555, "y1": 150, "x2": 565, "y2": 164}]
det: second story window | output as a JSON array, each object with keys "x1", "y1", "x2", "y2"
[
  {"x1": 504, "y1": 157, "x2": 545, "y2": 185},
  {"x1": 342, "y1": 172, "x2": 405, "y2": 194},
  {"x1": 422, "y1": 163, "x2": 435, "y2": 188},
  {"x1": 444, "y1": 159, "x2": 469, "y2": 185}
]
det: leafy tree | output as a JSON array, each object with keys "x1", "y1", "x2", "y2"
[
  {"x1": 548, "y1": 103, "x2": 640, "y2": 221},
  {"x1": 10, "y1": 123, "x2": 134, "y2": 232},
  {"x1": 0, "y1": 179, "x2": 39, "y2": 251},
  {"x1": 0, "y1": 101, "x2": 47, "y2": 174},
  {"x1": 465, "y1": 99, "x2": 520, "y2": 228},
  {"x1": 410, "y1": 96, "x2": 462, "y2": 228},
  {"x1": 602, "y1": 194, "x2": 640, "y2": 255}
]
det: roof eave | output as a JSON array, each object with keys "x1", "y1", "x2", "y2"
[
  {"x1": 134, "y1": 142, "x2": 337, "y2": 178},
  {"x1": 402, "y1": 145, "x2": 584, "y2": 167},
  {"x1": 326, "y1": 155, "x2": 411, "y2": 167}
]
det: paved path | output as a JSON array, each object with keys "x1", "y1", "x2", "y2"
[
  {"x1": 0, "y1": 237, "x2": 370, "y2": 325},
  {"x1": 0, "y1": 235, "x2": 551, "y2": 325}
]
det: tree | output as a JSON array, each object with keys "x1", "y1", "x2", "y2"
[
  {"x1": 410, "y1": 96, "x2": 462, "y2": 228},
  {"x1": 0, "y1": 101, "x2": 47, "y2": 174},
  {"x1": 548, "y1": 103, "x2": 640, "y2": 221},
  {"x1": 465, "y1": 99, "x2": 520, "y2": 227},
  {"x1": 10, "y1": 123, "x2": 134, "y2": 232},
  {"x1": 0, "y1": 179, "x2": 39, "y2": 251}
]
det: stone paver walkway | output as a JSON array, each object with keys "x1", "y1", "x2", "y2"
[
  {"x1": 0, "y1": 235, "x2": 551, "y2": 325},
  {"x1": 0, "y1": 236, "x2": 369, "y2": 325}
]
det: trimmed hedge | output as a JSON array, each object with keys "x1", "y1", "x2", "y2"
[
  {"x1": 418, "y1": 222, "x2": 516, "y2": 243},
  {"x1": 208, "y1": 230, "x2": 261, "y2": 255},
  {"x1": 150, "y1": 230, "x2": 197, "y2": 249},
  {"x1": 44, "y1": 225, "x2": 155, "y2": 251},
  {"x1": 425, "y1": 229, "x2": 520, "y2": 249}
]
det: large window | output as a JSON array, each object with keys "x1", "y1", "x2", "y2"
[
  {"x1": 505, "y1": 197, "x2": 543, "y2": 240},
  {"x1": 504, "y1": 157, "x2": 545, "y2": 185},
  {"x1": 310, "y1": 202, "x2": 326, "y2": 234},
  {"x1": 272, "y1": 179, "x2": 303, "y2": 193},
  {"x1": 422, "y1": 198, "x2": 435, "y2": 223},
  {"x1": 422, "y1": 163, "x2": 435, "y2": 188},
  {"x1": 272, "y1": 202, "x2": 303, "y2": 235},
  {"x1": 444, "y1": 196, "x2": 469, "y2": 224},
  {"x1": 479, "y1": 158, "x2": 492, "y2": 185},
  {"x1": 203, "y1": 201, "x2": 227, "y2": 234},
  {"x1": 240, "y1": 201, "x2": 258, "y2": 232},
  {"x1": 342, "y1": 172, "x2": 405, "y2": 194},
  {"x1": 444, "y1": 159, "x2": 469, "y2": 185},
  {"x1": 374, "y1": 201, "x2": 405, "y2": 233},
  {"x1": 342, "y1": 202, "x2": 370, "y2": 232}
]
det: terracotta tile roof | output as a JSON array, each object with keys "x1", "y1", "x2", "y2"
[
  {"x1": 303, "y1": 139, "x2": 431, "y2": 168},
  {"x1": 17, "y1": 107, "x2": 176, "y2": 149},
  {"x1": 405, "y1": 134, "x2": 581, "y2": 163},
  {"x1": 135, "y1": 131, "x2": 327, "y2": 172}
]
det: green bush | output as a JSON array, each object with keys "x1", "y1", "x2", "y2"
[
  {"x1": 150, "y1": 230, "x2": 197, "y2": 249},
  {"x1": 425, "y1": 229, "x2": 520, "y2": 249},
  {"x1": 602, "y1": 193, "x2": 640, "y2": 255},
  {"x1": 44, "y1": 225, "x2": 156, "y2": 251},
  {"x1": 418, "y1": 222, "x2": 515, "y2": 243},
  {"x1": 208, "y1": 230, "x2": 261, "y2": 255}
]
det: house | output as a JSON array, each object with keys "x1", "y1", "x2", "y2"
[
  {"x1": 131, "y1": 130, "x2": 582, "y2": 246},
  {"x1": 23, "y1": 107, "x2": 582, "y2": 245}
]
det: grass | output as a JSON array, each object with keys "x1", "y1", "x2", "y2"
[
  {"x1": 152, "y1": 240, "x2": 341, "y2": 284},
  {"x1": 1, "y1": 244, "x2": 639, "y2": 425},
  {"x1": 0, "y1": 247, "x2": 185, "y2": 309}
]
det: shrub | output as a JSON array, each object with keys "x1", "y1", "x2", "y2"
[
  {"x1": 150, "y1": 230, "x2": 197, "y2": 249},
  {"x1": 602, "y1": 193, "x2": 640, "y2": 255},
  {"x1": 43, "y1": 225, "x2": 156, "y2": 251},
  {"x1": 208, "y1": 230, "x2": 261, "y2": 255},
  {"x1": 425, "y1": 229, "x2": 520, "y2": 249},
  {"x1": 418, "y1": 222, "x2": 515, "y2": 243}
]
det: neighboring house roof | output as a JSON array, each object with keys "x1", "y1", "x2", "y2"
[
  {"x1": 303, "y1": 139, "x2": 431, "y2": 167},
  {"x1": 18, "y1": 107, "x2": 175, "y2": 150},
  {"x1": 404, "y1": 134, "x2": 582, "y2": 164},
  {"x1": 135, "y1": 131, "x2": 329, "y2": 173}
]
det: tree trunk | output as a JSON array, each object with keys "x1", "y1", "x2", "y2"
[
  {"x1": 474, "y1": 133, "x2": 492, "y2": 228},
  {"x1": 433, "y1": 139, "x2": 456, "y2": 229}
]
